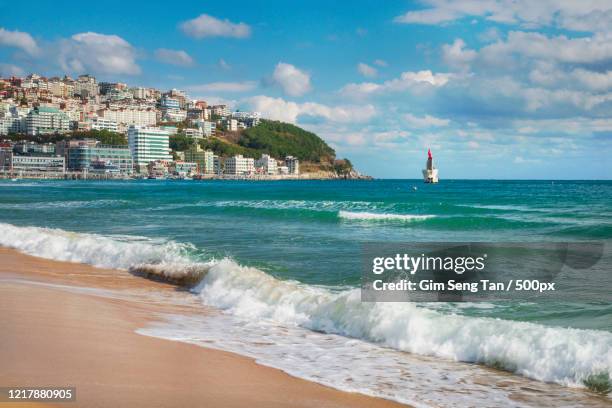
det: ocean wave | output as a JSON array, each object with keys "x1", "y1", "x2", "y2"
[
  {"x1": 1, "y1": 222, "x2": 610, "y2": 394},
  {"x1": 0, "y1": 222, "x2": 197, "y2": 271},
  {"x1": 195, "y1": 259, "x2": 612, "y2": 391},
  {"x1": 199, "y1": 199, "x2": 384, "y2": 212},
  {"x1": 338, "y1": 210, "x2": 435, "y2": 222},
  {"x1": 0, "y1": 199, "x2": 130, "y2": 210}
]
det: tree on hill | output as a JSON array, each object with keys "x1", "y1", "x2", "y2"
[
  {"x1": 238, "y1": 120, "x2": 336, "y2": 163},
  {"x1": 169, "y1": 133, "x2": 195, "y2": 151},
  {"x1": 71, "y1": 129, "x2": 127, "y2": 145},
  {"x1": 334, "y1": 159, "x2": 354, "y2": 175}
]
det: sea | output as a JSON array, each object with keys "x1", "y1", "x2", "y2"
[{"x1": 1, "y1": 179, "x2": 611, "y2": 407}]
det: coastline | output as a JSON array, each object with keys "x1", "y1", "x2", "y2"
[{"x1": 0, "y1": 247, "x2": 406, "y2": 408}]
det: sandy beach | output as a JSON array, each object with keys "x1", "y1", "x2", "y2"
[{"x1": 0, "y1": 247, "x2": 406, "y2": 408}]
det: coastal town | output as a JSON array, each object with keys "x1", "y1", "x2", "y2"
[{"x1": 0, "y1": 73, "x2": 311, "y2": 180}]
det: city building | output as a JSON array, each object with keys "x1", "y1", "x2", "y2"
[
  {"x1": 26, "y1": 106, "x2": 71, "y2": 135},
  {"x1": 67, "y1": 142, "x2": 132, "y2": 175},
  {"x1": 224, "y1": 154, "x2": 254, "y2": 175},
  {"x1": 13, "y1": 141, "x2": 56, "y2": 155},
  {"x1": 74, "y1": 74, "x2": 99, "y2": 97},
  {"x1": 226, "y1": 118, "x2": 238, "y2": 132},
  {"x1": 194, "y1": 120, "x2": 216, "y2": 137},
  {"x1": 170, "y1": 161, "x2": 197, "y2": 177},
  {"x1": 130, "y1": 87, "x2": 148, "y2": 99},
  {"x1": 231, "y1": 111, "x2": 261, "y2": 127},
  {"x1": 128, "y1": 125, "x2": 172, "y2": 169},
  {"x1": 183, "y1": 128, "x2": 204, "y2": 139},
  {"x1": 211, "y1": 104, "x2": 230, "y2": 117},
  {"x1": 285, "y1": 156, "x2": 300, "y2": 175},
  {"x1": 90, "y1": 117, "x2": 119, "y2": 132},
  {"x1": 98, "y1": 107, "x2": 157, "y2": 126},
  {"x1": 255, "y1": 154, "x2": 278, "y2": 175},
  {"x1": 160, "y1": 95, "x2": 186, "y2": 122},
  {"x1": 184, "y1": 145, "x2": 215, "y2": 174},
  {"x1": 0, "y1": 150, "x2": 65, "y2": 173}
]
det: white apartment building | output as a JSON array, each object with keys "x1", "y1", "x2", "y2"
[
  {"x1": 255, "y1": 154, "x2": 278, "y2": 175},
  {"x1": 0, "y1": 105, "x2": 27, "y2": 135},
  {"x1": 26, "y1": 106, "x2": 71, "y2": 135},
  {"x1": 285, "y1": 156, "x2": 300, "y2": 175},
  {"x1": 75, "y1": 74, "x2": 99, "y2": 97},
  {"x1": 184, "y1": 128, "x2": 203, "y2": 138},
  {"x1": 224, "y1": 154, "x2": 254, "y2": 175},
  {"x1": 130, "y1": 87, "x2": 148, "y2": 99},
  {"x1": 90, "y1": 117, "x2": 119, "y2": 132},
  {"x1": 48, "y1": 80, "x2": 75, "y2": 98},
  {"x1": 211, "y1": 104, "x2": 230, "y2": 117},
  {"x1": 128, "y1": 125, "x2": 172, "y2": 168},
  {"x1": 226, "y1": 119, "x2": 238, "y2": 132},
  {"x1": 195, "y1": 120, "x2": 216, "y2": 137},
  {"x1": 98, "y1": 107, "x2": 157, "y2": 126}
]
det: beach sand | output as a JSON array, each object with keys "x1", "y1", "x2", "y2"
[{"x1": 0, "y1": 247, "x2": 407, "y2": 408}]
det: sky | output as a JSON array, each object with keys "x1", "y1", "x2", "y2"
[{"x1": 1, "y1": 0, "x2": 612, "y2": 179}]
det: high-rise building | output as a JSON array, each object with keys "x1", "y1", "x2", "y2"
[
  {"x1": 26, "y1": 106, "x2": 71, "y2": 135},
  {"x1": 128, "y1": 125, "x2": 172, "y2": 168}
]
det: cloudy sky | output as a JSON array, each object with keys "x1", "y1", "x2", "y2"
[{"x1": 1, "y1": 0, "x2": 611, "y2": 179}]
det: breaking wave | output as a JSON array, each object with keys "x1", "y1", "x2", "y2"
[
  {"x1": 338, "y1": 210, "x2": 435, "y2": 222},
  {"x1": 1, "y1": 222, "x2": 610, "y2": 395}
]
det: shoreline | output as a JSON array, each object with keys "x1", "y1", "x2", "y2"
[{"x1": 0, "y1": 247, "x2": 406, "y2": 408}]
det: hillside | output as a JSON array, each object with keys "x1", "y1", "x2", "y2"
[{"x1": 187, "y1": 120, "x2": 361, "y2": 177}]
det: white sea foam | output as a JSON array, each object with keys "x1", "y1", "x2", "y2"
[
  {"x1": 338, "y1": 210, "x2": 434, "y2": 221},
  {"x1": 194, "y1": 258, "x2": 612, "y2": 392},
  {"x1": 1, "y1": 222, "x2": 610, "y2": 402},
  {"x1": 200, "y1": 199, "x2": 384, "y2": 212},
  {"x1": 0, "y1": 199, "x2": 130, "y2": 210},
  {"x1": 0, "y1": 222, "x2": 196, "y2": 270}
]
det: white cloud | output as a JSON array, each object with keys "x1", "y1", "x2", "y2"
[
  {"x1": 180, "y1": 14, "x2": 251, "y2": 39},
  {"x1": 188, "y1": 81, "x2": 257, "y2": 93},
  {"x1": 357, "y1": 62, "x2": 377, "y2": 77},
  {"x1": 270, "y1": 62, "x2": 311, "y2": 97},
  {"x1": 481, "y1": 31, "x2": 612, "y2": 65},
  {"x1": 154, "y1": 48, "x2": 194, "y2": 67},
  {"x1": 374, "y1": 59, "x2": 388, "y2": 67},
  {"x1": 442, "y1": 39, "x2": 476, "y2": 69},
  {"x1": 404, "y1": 113, "x2": 450, "y2": 128},
  {"x1": 0, "y1": 63, "x2": 24, "y2": 76},
  {"x1": 571, "y1": 69, "x2": 612, "y2": 91},
  {"x1": 246, "y1": 95, "x2": 375, "y2": 124},
  {"x1": 340, "y1": 70, "x2": 452, "y2": 98},
  {"x1": 393, "y1": 1, "x2": 612, "y2": 33},
  {"x1": 0, "y1": 27, "x2": 39, "y2": 56},
  {"x1": 58, "y1": 32, "x2": 140, "y2": 75}
]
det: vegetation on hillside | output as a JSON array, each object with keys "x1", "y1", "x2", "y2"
[
  {"x1": 238, "y1": 120, "x2": 336, "y2": 163},
  {"x1": 3, "y1": 129, "x2": 127, "y2": 145}
]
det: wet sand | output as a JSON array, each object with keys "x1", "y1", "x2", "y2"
[{"x1": 0, "y1": 247, "x2": 407, "y2": 408}]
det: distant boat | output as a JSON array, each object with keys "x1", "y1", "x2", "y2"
[
  {"x1": 422, "y1": 149, "x2": 439, "y2": 183},
  {"x1": 10, "y1": 178, "x2": 17, "y2": 182}
]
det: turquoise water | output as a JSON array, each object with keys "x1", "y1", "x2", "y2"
[{"x1": 1, "y1": 179, "x2": 611, "y2": 406}]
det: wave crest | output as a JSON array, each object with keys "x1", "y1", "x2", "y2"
[{"x1": 338, "y1": 210, "x2": 434, "y2": 222}]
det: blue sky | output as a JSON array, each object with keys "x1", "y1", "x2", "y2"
[{"x1": 1, "y1": 0, "x2": 611, "y2": 179}]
